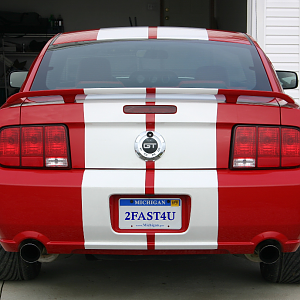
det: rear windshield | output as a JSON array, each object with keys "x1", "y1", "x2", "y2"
[{"x1": 30, "y1": 40, "x2": 271, "y2": 91}]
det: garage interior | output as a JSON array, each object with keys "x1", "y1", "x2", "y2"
[{"x1": 0, "y1": 0, "x2": 247, "y2": 102}]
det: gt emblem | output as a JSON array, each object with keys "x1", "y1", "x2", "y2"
[{"x1": 135, "y1": 131, "x2": 166, "y2": 161}]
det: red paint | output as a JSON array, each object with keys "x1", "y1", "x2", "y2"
[
  {"x1": 0, "y1": 168, "x2": 85, "y2": 253},
  {"x1": 218, "y1": 89, "x2": 294, "y2": 104},
  {"x1": 217, "y1": 168, "x2": 300, "y2": 253},
  {"x1": 145, "y1": 90, "x2": 156, "y2": 131},
  {"x1": 215, "y1": 99, "x2": 300, "y2": 252},
  {"x1": 53, "y1": 29, "x2": 99, "y2": 45},
  {"x1": 145, "y1": 95, "x2": 156, "y2": 195},
  {"x1": 146, "y1": 109, "x2": 155, "y2": 132},
  {"x1": 147, "y1": 233, "x2": 155, "y2": 250},
  {"x1": 4, "y1": 89, "x2": 85, "y2": 108},
  {"x1": 145, "y1": 161, "x2": 155, "y2": 194},
  {"x1": 0, "y1": 106, "x2": 21, "y2": 127},
  {"x1": 146, "y1": 88, "x2": 156, "y2": 97},
  {"x1": 207, "y1": 30, "x2": 251, "y2": 45},
  {"x1": 148, "y1": 27, "x2": 157, "y2": 39},
  {"x1": 20, "y1": 102, "x2": 85, "y2": 169}
]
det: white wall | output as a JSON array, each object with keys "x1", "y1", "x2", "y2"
[
  {"x1": 1, "y1": 0, "x2": 160, "y2": 32},
  {"x1": 248, "y1": 0, "x2": 300, "y2": 102}
]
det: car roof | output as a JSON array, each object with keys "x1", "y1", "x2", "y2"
[{"x1": 52, "y1": 27, "x2": 252, "y2": 46}]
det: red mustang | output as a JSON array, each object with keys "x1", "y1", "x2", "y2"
[{"x1": 1, "y1": 27, "x2": 299, "y2": 283}]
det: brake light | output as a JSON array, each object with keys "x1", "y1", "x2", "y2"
[
  {"x1": 281, "y1": 128, "x2": 300, "y2": 167},
  {"x1": 0, "y1": 127, "x2": 20, "y2": 166},
  {"x1": 0, "y1": 125, "x2": 69, "y2": 168},
  {"x1": 232, "y1": 126, "x2": 300, "y2": 169},
  {"x1": 258, "y1": 127, "x2": 280, "y2": 168},
  {"x1": 22, "y1": 126, "x2": 43, "y2": 167}
]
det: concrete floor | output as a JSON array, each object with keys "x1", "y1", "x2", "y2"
[{"x1": 1, "y1": 254, "x2": 299, "y2": 299}]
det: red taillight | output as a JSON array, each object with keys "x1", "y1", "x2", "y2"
[
  {"x1": 281, "y1": 128, "x2": 300, "y2": 167},
  {"x1": 233, "y1": 127, "x2": 256, "y2": 168},
  {"x1": 257, "y1": 127, "x2": 280, "y2": 168},
  {"x1": 0, "y1": 127, "x2": 20, "y2": 166},
  {"x1": 232, "y1": 126, "x2": 300, "y2": 169},
  {"x1": 45, "y1": 126, "x2": 68, "y2": 167},
  {"x1": 22, "y1": 126, "x2": 43, "y2": 167},
  {"x1": 0, "y1": 125, "x2": 69, "y2": 168}
]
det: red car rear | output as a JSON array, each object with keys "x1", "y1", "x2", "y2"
[{"x1": 0, "y1": 27, "x2": 299, "y2": 283}]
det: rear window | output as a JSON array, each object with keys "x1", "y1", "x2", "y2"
[{"x1": 30, "y1": 40, "x2": 271, "y2": 91}]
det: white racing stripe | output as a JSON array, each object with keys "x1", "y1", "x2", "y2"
[
  {"x1": 97, "y1": 27, "x2": 148, "y2": 41},
  {"x1": 156, "y1": 88, "x2": 218, "y2": 94},
  {"x1": 81, "y1": 90, "x2": 219, "y2": 250},
  {"x1": 84, "y1": 88, "x2": 147, "y2": 95},
  {"x1": 83, "y1": 97, "x2": 145, "y2": 169},
  {"x1": 154, "y1": 99, "x2": 219, "y2": 249},
  {"x1": 155, "y1": 99, "x2": 218, "y2": 169},
  {"x1": 82, "y1": 170, "x2": 147, "y2": 249},
  {"x1": 96, "y1": 27, "x2": 209, "y2": 41},
  {"x1": 157, "y1": 27, "x2": 209, "y2": 40},
  {"x1": 155, "y1": 170, "x2": 218, "y2": 249}
]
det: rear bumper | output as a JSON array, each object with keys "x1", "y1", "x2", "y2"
[{"x1": 0, "y1": 168, "x2": 299, "y2": 254}]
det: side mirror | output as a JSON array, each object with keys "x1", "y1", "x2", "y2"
[
  {"x1": 9, "y1": 71, "x2": 28, "y2": 88},
  {"x1": 276, "y1": 71, "x2": 298, "y2": 89}
]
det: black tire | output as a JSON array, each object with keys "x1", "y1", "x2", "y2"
[
  {"x1": 260, "y1": 246, "x2": 300, "y2": 283},
  {"x1": 0, "y1": 245, "x2": 41, "y2": 280}
]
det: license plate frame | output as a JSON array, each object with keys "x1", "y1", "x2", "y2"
[
  {"x1": 119, "y1": 198, "x2": 182, "y2": 230},
  {"x1": 110, "y1": 195, "x2": 191, "y2": 233}
]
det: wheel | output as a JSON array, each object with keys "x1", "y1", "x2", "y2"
[
  {"x1": 0, "y1": 244, "x2": 41, "y2": 280},
  {"x1": 260, "y1": 246, "x2": 300, "y2": 283}
]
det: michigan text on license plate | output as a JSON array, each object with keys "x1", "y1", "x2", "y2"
[{"x1": 119, "y1": 198, "x2": 182, "y2": 230}]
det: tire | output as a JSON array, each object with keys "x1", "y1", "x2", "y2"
[
  {"x1": 260, "y1": 246, "x2": 300, "y2": 283},
  {"x1": 0, "y1": 245, "x2": 41, "y2": 280}
]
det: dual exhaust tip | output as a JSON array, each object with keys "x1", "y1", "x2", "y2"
[
  {"x1": 20, "y1": 241, "x2": 44, "y2": 263},
  {"x1": 258, "y1": 243, "x2": 281, "y2": 264},
  {"x1": 246, "y1": 240, "x2": 281, "y2": 264},
  {"x1": 20, "y1": 241, "x2": 58, "y2": 263},
  {"x1": 19, "y1": 239, "x2": 281, "y2": 265}
]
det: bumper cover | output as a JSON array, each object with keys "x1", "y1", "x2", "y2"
[{"x1": 0, "y1": 168, "x2": 299, "y2": 254}]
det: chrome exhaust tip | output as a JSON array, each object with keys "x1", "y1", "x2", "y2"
[
  {"x1": 20, "y1": 241, "x2": 44, "y2": 263},
  {"x1": 257, "y1": 242, "x2": 281, "y2": 264}
]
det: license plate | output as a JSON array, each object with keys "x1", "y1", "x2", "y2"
[{"x1": 119, "y1": 198, "x2": 182, "y2": 230}]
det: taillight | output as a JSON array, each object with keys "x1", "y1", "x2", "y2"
[
  {"x1": 232, "y1": 126, "x2": 300, "y2": 169},
  {"x1": 0, "y1": 127, "x2": 20, "y2": 166},
  {"x1": 45, "y1": 126, "x2": 68, "y2": 167},
  {"x1": 233, "y1": 127, "x2": 256, "y2": 168},
  {"x1": 0, "y1": 125, "x2": 69, "y2": 168},
  {"x1": 258, "y1": 127, "x2": 280, "y2": 168},
  {"x1": 281, "y1": 128, "x2": 300, "y2": 167},
  {"x1": 22, "y1": 126, "x2": 43, "y2": 167}
]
